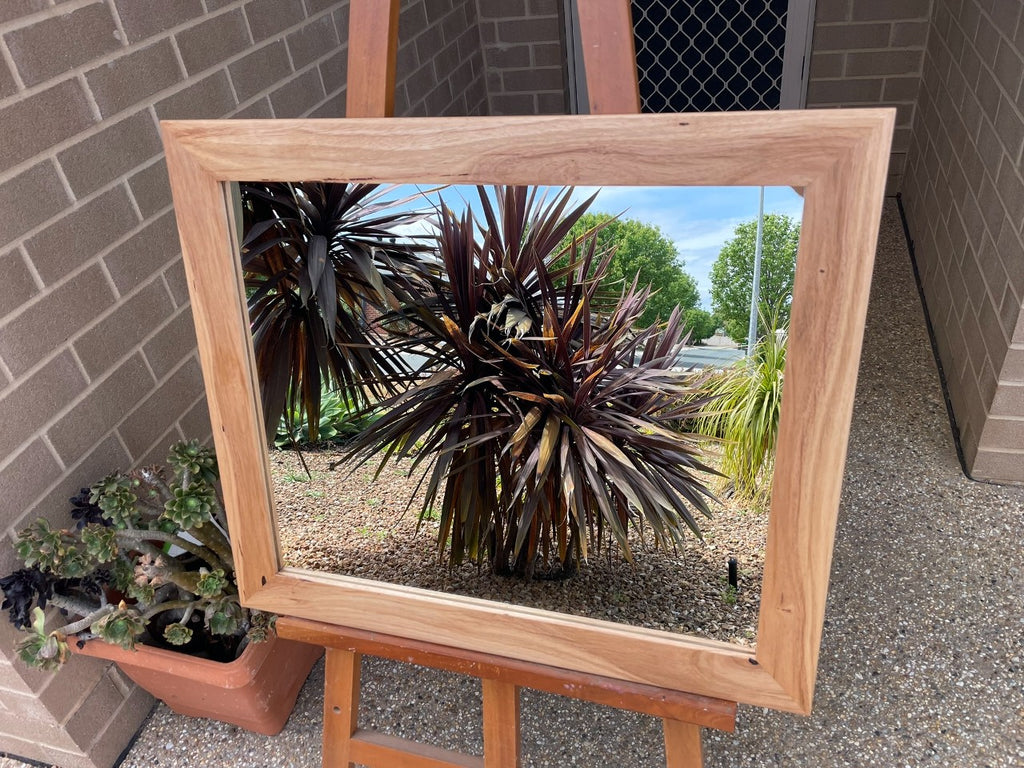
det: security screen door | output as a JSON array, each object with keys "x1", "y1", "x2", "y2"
[{"x1": 565, "y1": 0, "x2": 816, "y2": 113}]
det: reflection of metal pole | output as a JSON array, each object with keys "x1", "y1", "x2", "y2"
[{"x1": 746, "y1": 186, "x2": 765, "y2": 355}]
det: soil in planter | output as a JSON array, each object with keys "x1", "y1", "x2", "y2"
[{"x1": 271, "y1": 447, "x2": 766, "y2": 648}]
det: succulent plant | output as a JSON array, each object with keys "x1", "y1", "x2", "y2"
[{"x1": 0, "y1": 440, "x2": 272, "y2": 669}]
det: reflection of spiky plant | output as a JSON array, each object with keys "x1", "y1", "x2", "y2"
[
  {"x1": 241, "y1": 182, "x2": 438, "y2": 443},
  {"x1": 694, "y1": 305, "x2": 787, "y2": 505},
  {"x1": 342, "y1": 186, "x2": 716, "y2": 579},
  {"x1": 0, "y1": 440, "x2": 272, "y2": 670}
]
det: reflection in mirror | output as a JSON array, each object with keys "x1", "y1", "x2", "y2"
[{"x1": 236, "y1": 182, "x2": 803, "y2": 650}]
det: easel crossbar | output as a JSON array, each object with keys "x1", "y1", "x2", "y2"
[{"x1": 278, "y1": 616, "x2": 736, "y2": 732}]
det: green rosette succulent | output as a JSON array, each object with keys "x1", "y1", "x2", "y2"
[
  {"x1": 169, "y1": 440, "x2": 219, "y2": 486},
  {"x1": 162, "y1": 622, "x2": 194, "y2": 646},
  {"x1": 90, "y1": 474, "x2": 140, "y2": 528},
  {"x1": 195, "y1": 568, "x2": 228, "y2": 599},
  {"x1": 162, "y1": 482, "x2": 217, "y2": 530},
  {"x1": 246, "y1": 610, "x2": 275, "y2": 644},
  {"x1": 15, "y1": 608, "x2": 69, "y2": 671},
  {"x1": 80, "y1": 524, "x2": 118, "y2": 563},
  {"x1": 91, "y1": 604, "x2": 146, "y2": 650},
  {"x1": 16, "y1": 520, "x2": 91, "y2": 578},
  {"x1": 205, "y1": 597, "x2": 242, "y2": 636}
]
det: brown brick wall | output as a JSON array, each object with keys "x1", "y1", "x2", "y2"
[
  {"x1": 0, "y1": 1, "x2": 489, "y2": 763},
  {"x1": 474, "y1": 0, "x2": 566, "y2": 114},
  {"x1": 0, "y1": 1, "x2": 344, "y2": 766},
  {"x1": 395, "y1": 0, "x2": 488, "y2": 117},
  {"x1": 806, "y1": 0, "x2": 933, "y2": 193},
  {"x1": 902, "y1": 0, "x2": 1024, "y2": 482}
]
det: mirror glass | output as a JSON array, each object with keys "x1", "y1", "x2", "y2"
[{"x1": 236, "y1": 182, "x2": 803, "y2": 650}]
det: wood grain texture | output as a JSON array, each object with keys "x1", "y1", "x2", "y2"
[
  {"x1": 349, "y1": 731, "x2": 483, "y2": 768},
  {"x1": 577, "y1": 0, "x2": 641, "y2": 114},
  {"x1": 277, "y1": 616, "x2": 737, "y2": 730},
  {"x1": 482, "y1": 679, "x2": 520, "y2": 768},
  {"x1": 664, "y1": 719, "x2": 703, "y2": 768},
  {"x1": 161, "y1": 110, "x2": 894, "y2": 714},
  {"x1": 323, "y1": 649, "x2": 361, "y2": 768},
  {"x1": 345, "y1": 0, "x2": 399, "y2": 118}
]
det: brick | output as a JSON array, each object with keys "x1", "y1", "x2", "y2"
[
  {"x1": 808, "y1": 52, "x2": 844, "y2": 80},
  {"x1": 807, "y1": 77, "x2": 884, "y2": 104},
  {"x1": 993, "y1": 97, "x2": 1024, "y2": 161},
  {"x1": 102, "y1": 210, "x2": 180, "y2": 295},
  {"x1": 0, "y1": 58, "x2": 16, "y2": 100},
  {"x1": 111, "y1": 0, "x2": 203, "y2": 44},
  {"x1": 63, "y1": 671, "x2": 127, "y2": 746},
  {"x1": 128, "y1": 159, "x2": 172, "y2": 219},
  {"x1": 174, "y1": 8, "x2": 252, "y2": 77},
  {"x1": 971, "y1": 446, "x2": 1024, "y2": 481},
  {"x1": 0, "y1": 352, "x2": 88, "y2": 458},
  {"x1": 813, "y1": 22, "x2": 891, "y2": 52},
  {"x1": 0, "y1": 440, "x2": 62, "y2": 525},
  {"x1": 489, "y1": 92, "x2": 535, "y2": 115},
  {"x1": 993, "y1": 40, "x2": 1024, "y2": 103},
  {"x1": 536, "y1": 91, "x2": 564, "y2": 114},
  {"x1": 812, "y1": 0, "x2": 849, "y2": 23},
  {"x1": 24, "y1": 185, "x2": 138, "y2": 286},
  {"x1": 1001, "y1": 285, "x2": 1022, "y2": 339},
  {"x1": 333, "y1": 3, "x2": 349, "y2": 42},
  {"x1": 991, "y1": 381, "x2": 1024, "y2": 416},
  {"x1": 245, "y1": 0, "x2": 306, "y2": 42},
  {"x1": 287, "y1": 13, "x2": 339, "y2": 69},
  {"x1": 305, "y1": 0, "x2": 343, "y2": 14},
  {"x1": 883, "y1": 76, "x2": 921, "y2": 102},
  {"x1": 995, "y1": 160, "x2": 1024, "y2": 231},
  {"x1": 85, "y1": 40, "x2": 182, "y2": 119},
  {"x1": 0, "y1": 0, "x2": 48, "y2": 25},
  {"x1": 318, "y1": 48, "x2": 347, "y2": 94},
  {"x1": 229, "y1": 41, "x2": 292, "y2": 102},
  {"x1": 890, "y1": 20, "x2": 929, "y2": 47},
  {"x1": 533, "y1": 42, "x2": 562, "y2": 68},
  {"x1": 308, "y1": 89, "x2": 346, "y2": 118},
  {"x1": 48, "y1": 352, "x2": 154, "y2": 474},
  {"x1": 495, "y1": 17, "x2": 559, "y2": 44},
  {"x1": 163, "y1": 257, "x2": 190, "y2": 307},
  {"x1": 83, "y1": 683, "x2": 154, "y2": 768},
  {"x1": 845, "y1": 49, "x2": 924, "y2": 77},
  {"x1": 178, "y1": 395, "x2": 212, "y2": 440},
  {"x1": 73, "y1": 278, "x2": 175, "y2": 379},
  {"x1": 0, "y1": 162, "x2": 72, "y2": 247},
  {"x1": 175, "y1": 8, "x2": 250, "y2": 75},
  {"x1": 232, "y1": 96, "x2": 275, "y2": 118},
  {"x1": 57, "y1": 110, "x2": 162, "y2": 199},
  {"x1": 0, "y1": 79, "x2": 94, "y2": 174},
  {"x1": 0, "y1": 249, "x2": 38, "y2": 319},
  {"x1": 4, "y1": 3, "x2": 121, "y2": 88},
  {"x1": 528, "y1": 0, "x2": 558, "y2": 13},
  {"x1": 143, "y1": 308, "x2": 198, "y2": 379},
  {"x1": 269, "y1": 67, "x2": 325, "y2": 117},
  {"x1": 1002, "y1": 346, "x2": 1024, "y2": 380},
  {"x1": 19, "y1": 432, "x2": 131, "y2": 533},
  {"x1": 850, "y1": 0, "x2": 931, "y2": 22},
  {"x1": 154, "y1": 70, "x2": 237, "y2": 119},
  {"x1": 118, "y1": 356, "x2": 204, "y2": 459},
  {"x1": 501, "y1": 66, "x2": 561, "y2": 93}
]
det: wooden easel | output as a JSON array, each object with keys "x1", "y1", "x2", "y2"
[{"x1": 282, "y1": 1, "x2": 738, "y2": 765}]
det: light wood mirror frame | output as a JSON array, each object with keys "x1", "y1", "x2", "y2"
[{"x1": 162, "y1": 110, "x2": 893, "y2": 715}]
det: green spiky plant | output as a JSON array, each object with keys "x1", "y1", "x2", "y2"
[
  {"x1": 0, "y1": 441, "x2": 273, "y2": 670},
  {"x1": 241, "y1": 182, "x2": 439, "y2": 445},
  {"x1": 693, "y1": 305, "x2": 788, "y2": 505},
  {"x1": 340, "y1": 186, "x2": 717, "y2": 579}
]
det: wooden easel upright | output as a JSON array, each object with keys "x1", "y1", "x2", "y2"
[{"x1": 276, "y1": 1, "x2": 738, "y2": 766}]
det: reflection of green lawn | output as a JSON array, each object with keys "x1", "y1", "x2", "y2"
[{"x1": 271, "y1": 447, "x2": 766, "y2": 648}]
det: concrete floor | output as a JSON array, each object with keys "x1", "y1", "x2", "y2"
[{"x1": 7, "y1": 200, "x2": 1023, "y2": 767}]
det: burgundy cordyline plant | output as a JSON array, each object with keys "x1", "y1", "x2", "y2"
[{"x1": 341, "y1": 186, "x2": 717, "y2": 579}]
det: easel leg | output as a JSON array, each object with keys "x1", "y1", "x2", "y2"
[
  {"x1": 663, "y1": 718, "x2": 703, "y2": 768},
  {"x1": 323, "y1": 649, "x2": 361, "y2": 768},
  {"x1": 482, "y1": 678, "x2": 521, "y2": 768}
]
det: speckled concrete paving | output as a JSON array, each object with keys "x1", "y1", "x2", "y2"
[{"x1": 8, "y1": 201, "x2": 1023, "y2": 767}]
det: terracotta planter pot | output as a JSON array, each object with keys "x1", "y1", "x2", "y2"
[{"x1": 73, "y1": 632, "x2": 322, "y2": 735}]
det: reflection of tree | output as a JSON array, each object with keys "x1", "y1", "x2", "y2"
[
  {"x1": 562, "y1": 213, "x2": 702, "y2": 329},
  {"x1": 709, "y1": 214, "x2": 799, "y2": 343}
]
